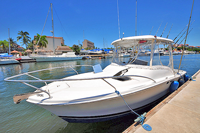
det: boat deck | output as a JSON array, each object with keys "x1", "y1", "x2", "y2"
[{"x1": 124, "y1": 69, "x2": 200, "y2": 133}]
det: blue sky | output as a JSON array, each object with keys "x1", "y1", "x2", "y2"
[{"x1": 0, "y1": 0, "x2": 199, "y2": 49}]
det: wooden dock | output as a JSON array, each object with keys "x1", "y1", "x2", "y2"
[
  {"x1": 124, "y1": 70, "x2": 200, "y2": 133},
  {"x1": 20, "y1": 56, "x2": 36, "y2": 63}
]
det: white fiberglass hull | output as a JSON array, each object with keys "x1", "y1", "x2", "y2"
[
  {"x1": 26, "y1": 64, "x2": 186, "y2": 123},
  {"x1": 120, "y1": 54, "x2": 130, "y2": 57},
  {"x1": 30, "y1": 56, "x2": 83, "y2": 62},
  {"x1": 39, "y1": 81, "x2": 170, "y2": 122},
  {"x1": 0, "y1": 59, "x2": 19, "y2": 65}
]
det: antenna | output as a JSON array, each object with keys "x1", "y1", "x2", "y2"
[
  {"x1": 117, "y1": 0, "x2": 120, "y2": 38},
  {"x1": 178, "y1": 0, "x2": 194, "y2": 72},
  {"x1": 135, "y1": 0, "x2": 137, "y2": 36}
]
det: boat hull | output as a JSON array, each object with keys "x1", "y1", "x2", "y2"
[
  {"x1": 0, "y1": 59, "x2": 19, "y2": 65},
  {"x1": 37, "y1": 79, "x2": 176, "y2": 123},
  {"x1": 30, "y1": 56, "x2": 83, "y2": 62}
]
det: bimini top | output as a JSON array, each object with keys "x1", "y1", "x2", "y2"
[{"x1": 111, "y1": 35, "x2": 174, "y2": 47}]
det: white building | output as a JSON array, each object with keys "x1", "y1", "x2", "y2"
[{"x1": 34, "y1": 36, "x2": 65, "y2": 52}]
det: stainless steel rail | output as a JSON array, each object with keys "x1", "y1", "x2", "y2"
[{"x1": 4, "y1": 65, "x2": 156, "y2": 99}]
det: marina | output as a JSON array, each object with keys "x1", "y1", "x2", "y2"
[
  {"x1": 4, "y1": 35, "x2": 188, "y2": 123},
  {"x1": 1, "y1": 54, "x2": 200, "y2": 132},
  {"x1": 0, "y1": 0, "x2": 199, "y2": 132}
]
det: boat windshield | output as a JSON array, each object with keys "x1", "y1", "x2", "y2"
[{"x1": 111, "y1": 36, "x2": 174, "y2": 70}]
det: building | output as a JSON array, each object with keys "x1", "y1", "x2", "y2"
[
  {"x1": 0, "y1": 43, "x2": 24, "y2": 53},
  {"x1": 82, "y1": 39, "x2": 94, "y2": 49},
  {"x1": 34, "y1": 36, "x2": 65, "y2": 52},
  {"x1": 55, "y1": 46, "x2": 73, "y2": 54}
]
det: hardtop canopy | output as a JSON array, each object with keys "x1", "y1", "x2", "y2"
[{"x1": 111, "y1": 35, "x2": 174, "y2": 48}]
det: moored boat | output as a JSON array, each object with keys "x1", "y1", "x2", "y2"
[
  {"x1": 5, "y1": 35, "x2": 187, "y2": 123},
  {"x1": 0, "y1": 53, "x2": 20, "y2": 65},
  {"x1": 30, "y1": 52, "x2": 83, "y2": 62}
]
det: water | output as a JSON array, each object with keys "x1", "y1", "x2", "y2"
[{"x1": 0, "y1": 54, "x2": 200, "y2": 133}]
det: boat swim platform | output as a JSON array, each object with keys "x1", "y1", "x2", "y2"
[{"x1": 124, "y1": 69, "x2": 200, "y2": 133}]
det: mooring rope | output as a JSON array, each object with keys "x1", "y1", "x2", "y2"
[{"x1": 115, "y1": 90, "x2": 140, "y2": 117}]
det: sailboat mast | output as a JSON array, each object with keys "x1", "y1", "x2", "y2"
[
  {"x1": 135, "y1": 0, "x2": 137, "y2": 36},
  {"x1": 51, "y1": 3, "x2": 55, "y2": 54},
  {"x1": 8, "y1": 28, "x2": 10, "y2": 55}
]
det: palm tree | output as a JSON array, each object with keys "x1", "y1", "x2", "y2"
[
  {"x1": 17, "y1": 31, "x2": 31, "y2": 49},
  {"x1": 9, "y1": 38, "x2": 17, "y2": 50},
  {"x1": 0, "y1": 40, "x2": 9, "y2": 52},
  {"x1": 27, "y1": 39, "x2": 34, "y2": 51},
  {"x1": 72, "y1": 44, "x2": 80, "y2": 55},
  {"x1": 34, "y1": 33, "x2": 48, "y2": 49}
]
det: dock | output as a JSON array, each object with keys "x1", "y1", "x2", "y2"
[
  {"x1": 124, "y1": 70, "x2": 200, "y2": 133},
  {"x1": 20, "y1": 56, "x2": 36, "y2": 63},
  {"x1": 83, "y1": 54, "x2": 112, "y2": 59}
]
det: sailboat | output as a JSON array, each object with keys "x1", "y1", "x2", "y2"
[
  {"x1": 0, "y1": 29, "x2": 20, "y2": 65},
  {"x1": 0, "y1": 53, "x2": 20, "y2": 65},
  {"x1": 30, "y1": 4, "x2": 82, "y2": 62}
]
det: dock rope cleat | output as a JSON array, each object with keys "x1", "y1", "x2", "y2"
[
  {"x1": 134, "y1": 112, "x2": 152, "y2": 131},
  {"x1": 115, "y1": 90, "x2": 152, "y2": 131}
]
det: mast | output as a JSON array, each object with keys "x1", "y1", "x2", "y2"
[
  {"x1": 135, "y1": 0, "x2": 137, "y2": 36},
  {"x1": 51, "y1": 3, "x2": 55, "y2": 54},
  {"x1": 8, "y1": 28, "x2": 10, "y2": 55},
  {"x1": 103, "y1": 38, "x2": 104, "y2": 49}
]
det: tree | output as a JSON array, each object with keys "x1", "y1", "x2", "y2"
[
  {"x1": 0, "y1": 40, "x2": 9, "y2": 52},
  {"x1": 79, "y1": 44, "x2": 82, "y2": 49},
  {"x1": 27, "y1": 40, "x2": 34, "y2": 51},
  {"x1": 17, "y1": 31, "x2": 31, "y2": 49},
  {"x1": 72, "y1": 44, "x2": 80, "y2": 55},
  {"x1": 34, "y1": 33, "x2": 48, "y2": 49},
  {"x1": 9, "y1": 38, "x2": 17, "y2": 50}
]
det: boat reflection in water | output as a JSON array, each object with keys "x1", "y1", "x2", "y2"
[{"x1": 5, "y1": 35, "x2": 187, "y2": 123}]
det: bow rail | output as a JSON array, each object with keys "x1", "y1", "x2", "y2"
[{"x1": 4, "y1": 65, "x2": 156, "y2": 99}]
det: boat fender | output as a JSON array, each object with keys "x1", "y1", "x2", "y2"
[
  {"x1": 169, "y1": 81, "x2": 179, "y2": 92},
  {"x1": 178, "y1": 78, "x2": 185, "y2": 87},
  {"x1": 184, "y1": 74, "x2": 190, "y2": 82}
]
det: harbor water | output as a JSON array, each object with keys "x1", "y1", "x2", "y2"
[{"x1": 1, "y1": 54, "x2": 200, "y2": 133}]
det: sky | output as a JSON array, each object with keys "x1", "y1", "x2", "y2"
[{"x1": 0, "y1": 0, "x2": 199, "y2": 49}]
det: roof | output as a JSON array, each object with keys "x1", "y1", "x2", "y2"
[
  {"x1": 55, "y1": 46, "x2": 73, "y2": 52},
  {"x1": 111, "y1": 35, "x2": 174, "y2": 47}
]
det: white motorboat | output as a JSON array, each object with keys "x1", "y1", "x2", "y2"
[
  {"x1": 119, "y1": 52, "x2": 130, "y2": 57},
  {"x1": 30, "y1": 52, "x2": 83, "y2": 62},
  {"x1": 5, "y1": 35, "x2": 188, "y2": 123}
]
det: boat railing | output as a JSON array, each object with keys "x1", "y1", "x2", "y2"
[{"x1": 4, "y1": 65, "x2": 156, "y2": 98}]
